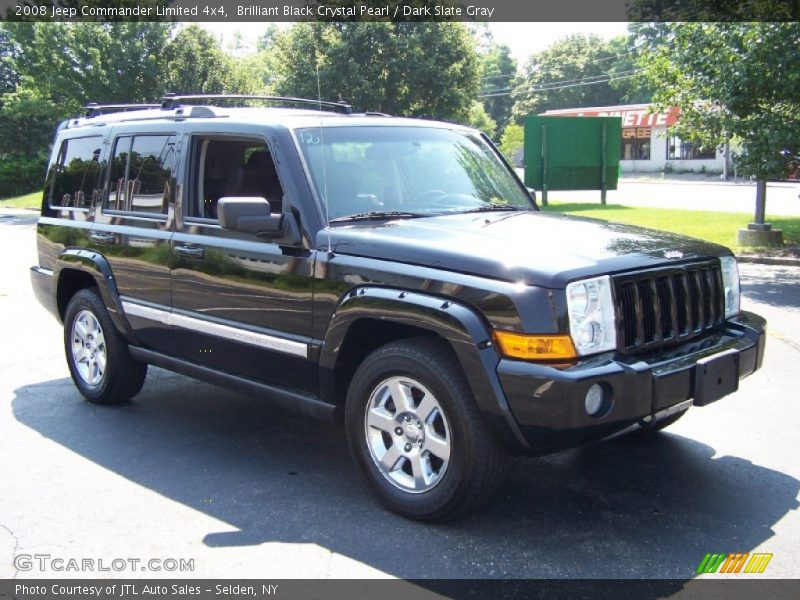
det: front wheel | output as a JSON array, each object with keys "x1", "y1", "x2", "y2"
[
  {"x1": 345, "y1": 338, "x2": 508, "y2": 521},
  {"x1": 63, "y1": 288, "x2": 147, "y2": 404}
]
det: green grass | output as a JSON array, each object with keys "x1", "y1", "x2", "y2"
[
  {"x1": 0, "y1": 191, "x2": 41, "y2": 210},
  {"x1": 543, "y1": 202, "x2": 800, "y2": 254}
]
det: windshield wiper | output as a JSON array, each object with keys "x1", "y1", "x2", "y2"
[
  {"x1": 460, "y1": 205, "x2": 523, "y2": 213},
  {"x1": 329, "y1": 211, "x2": 429, "y2": 223}
]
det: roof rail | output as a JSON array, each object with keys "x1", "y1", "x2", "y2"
[
  {"x1": 84, "y1": 102, "x2": 162, "y2": 118},
  {"x1": 159, "y1": 93, "x2": 353, "y2": 114}
]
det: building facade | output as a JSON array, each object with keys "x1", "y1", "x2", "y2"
[{"x1": 542, "y1": 104, "x2": 726, "y2": 174}]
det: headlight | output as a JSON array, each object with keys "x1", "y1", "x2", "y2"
[
  {"x1": 566, "y1": 275, "x2": 617, "y2": 356},
  {"x1": 719, "y1": 255, "x2": 740, "y2": 318}
]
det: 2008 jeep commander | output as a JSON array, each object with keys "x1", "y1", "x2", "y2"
[{"x1": 30, "y1": 95, "x2": 765, "y2": 521}]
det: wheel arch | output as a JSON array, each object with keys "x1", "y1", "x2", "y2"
[
  {"x1": 54, "y1": 249, "x2": 136, "y2": 342},
  {"x1": 318, "y1": 287, "x2": 530, "y2": 452}
]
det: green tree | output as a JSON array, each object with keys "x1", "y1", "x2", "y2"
[
  {"x1": 0, "y1": 28, "x2": 19, "y2": 96},
  {"x1": 1, "y1": 22, "x2": 171, "y2": 166},
  {"x1": 242, "y1": 25, "x2": 283, "y2": 93},
  {"x1": 162, "y1": 25, "x2": 257, "y2": 95},
  {"x1": 643, "y1": 22, "x2": 800, "y2": 228},
  {"x1": 4, "y1": 22, "x2": 173, "y2": 111},
  {"x1": 511, "y1": 34, "x2": 622, "y2": 121},
  {"x1": 0, "y1": 86, "x2": 54, "y2": 156},
  {"x1": 479, "y1": 43, "x2": 516, "y2": 134},
  {"x1": 466, "y1": 101, "x2": 496, "y2": 138},
  {"x1": 270, "y1": 22, "x2": 479, "y2": 121},
  {"x1": 498, "y1": 123, "x2": 524, "y2": 164}
]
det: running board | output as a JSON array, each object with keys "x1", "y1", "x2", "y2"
[{"x1": 129, "y1": 346, "x2": 336, "y2": 422}]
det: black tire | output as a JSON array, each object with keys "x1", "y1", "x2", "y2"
[
  {"x1": 345, "y1": 337, "x2": 508, "y2": 522},
  {"x1": 638, "y1": 408, "x2": 689, "y2": 433},
  {"x1": 63, "y1": 287, "x2": 147, "y2": 404}
]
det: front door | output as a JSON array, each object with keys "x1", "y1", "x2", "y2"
[{"x1": 169, "y1": 132, "x2": 316, "y2": 394}]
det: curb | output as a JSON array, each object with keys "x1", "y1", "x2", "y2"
[
  {"x1": 0, "y1": 208, "x2": 38, "y2": 216},
  {"x1": 736, "y1": 255, "x2": 800, "y2": 267},
  {"x1": 620, "y1": 178, "x2": 800, "y2": 189}
]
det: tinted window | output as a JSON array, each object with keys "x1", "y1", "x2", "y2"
[
  {"x1": 188, "y1": 137, "x2": 283, "y2": 220},
  {"x1": 294, "y1": 126, "x2": 532, "y2": 220},
  {"x1": 50, "y1": 136, "x2": 104, "y2": 209},
  {"x1": 107, "y1": 135, "x2": 176, "y2": 214}
]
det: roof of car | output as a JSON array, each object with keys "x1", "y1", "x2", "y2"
[{"x1": 62, "y1": 105, "x2": 475, "y2": 134}]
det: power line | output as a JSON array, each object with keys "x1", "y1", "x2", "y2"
[
  {"x1": 479, "y1": 70, "x2": 646, "y2": 99},
  {"x1": 482, "y1": 71, "x2": 628, "y2": 94},
  {"x1": 481, "y1": 69, "x2": 644, "y2": 96},
  {"x1": 480, "y1": 53, "x2": 631, "y2": 86}
]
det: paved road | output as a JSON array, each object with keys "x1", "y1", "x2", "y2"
[
  {"x1": 1, "y1": 214, "x2": 799, "y2": 581},
  {"x1": 520, "y1": 173, "x2": 800, "y2": 216}
]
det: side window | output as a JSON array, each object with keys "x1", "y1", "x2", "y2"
[
  {"x1": 188, "y1": 137, "x2": 284, "y2": 220},
  {"x1": 107, "y1": 134, "x2": 176, "y2": 215},
  {"x1": 49, "y1": 136, "x2": 104, "y2": 209}
]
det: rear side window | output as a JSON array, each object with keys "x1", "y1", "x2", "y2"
[
  {"x1": 107, "y1": 134, "x2": 176, "y2": 215},
  {"x1": 49, "y1": 136, "x2": 104, "y2": 209}
]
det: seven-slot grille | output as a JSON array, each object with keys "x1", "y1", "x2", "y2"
[{"x1": 614, "y1": 260, "x2": 726, "y2": 352}]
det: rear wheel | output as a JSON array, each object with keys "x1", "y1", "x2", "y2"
[
  {"x1": 345, "y1": 338, "x2": 508, "y2": 521},
  {"x1": 63, "y1": 288, "x2": 147, "y2": 404}
]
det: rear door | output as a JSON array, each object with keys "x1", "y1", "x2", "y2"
[
  {"x1": 169, "y1": 127, "x2": 317, "y2": 394},
  {"x1": 91, "y1": 125, "x2": 181, "y2": 355}
]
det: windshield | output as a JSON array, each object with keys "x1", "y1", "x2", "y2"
[{"x1": 294, "y1": 126, "x2": 533, "y2": 221}]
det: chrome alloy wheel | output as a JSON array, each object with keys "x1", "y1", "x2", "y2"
[
  {"x1": 70, "y1": 309, "x2": 107, "y2": 387},
  {"x1": 364, "y1": 376, "x2": 451, "y2": 493}
]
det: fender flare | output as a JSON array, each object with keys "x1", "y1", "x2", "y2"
[
  {"x1": 319, "y1": 286, "x2": 530, "y2": 452},
  {"x1": 54, "y1": 249, "x2": 138, "y2": 343}
]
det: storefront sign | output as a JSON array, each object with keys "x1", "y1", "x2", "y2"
[{"x1": 545, "y1": 105, "x2": 680, "y2": 127}]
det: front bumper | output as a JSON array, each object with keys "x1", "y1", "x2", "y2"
[{"x1": 498, "y1": 311, "x2": 766, "y2": 455}]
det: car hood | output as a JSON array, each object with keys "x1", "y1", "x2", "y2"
[{"x1": 319, "y1": 211, "x2": 729, "y2": 288}]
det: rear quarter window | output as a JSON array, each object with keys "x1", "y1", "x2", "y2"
[{"x1": 48, "y1": 136, "x2": 104, "y2": 210}]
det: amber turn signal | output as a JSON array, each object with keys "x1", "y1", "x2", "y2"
[{"x1": 493, "y1": 330, "x2": 578, "y2": 361}]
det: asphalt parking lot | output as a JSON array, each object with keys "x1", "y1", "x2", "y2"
[{"x1": 1, "y1": 212, "x2": 798, "y2": 580}]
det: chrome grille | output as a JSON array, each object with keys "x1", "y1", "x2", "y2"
[{"x1": 614, "y1": 261, "x2": 726, "y2": 352}]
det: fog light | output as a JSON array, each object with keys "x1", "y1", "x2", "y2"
[{"x1": 585, "y1": 384, "x2": 605, "y2": 416}]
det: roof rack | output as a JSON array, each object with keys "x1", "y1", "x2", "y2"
[
  {"x1": 159, "y1": 93, "x2": 353, "y2": 114},
  {"x1": 84, "y1": 102, "x2": 162, "y2": 118}
]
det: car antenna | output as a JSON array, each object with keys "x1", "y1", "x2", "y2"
[{"x1": 316, "y1": 60, "x2": 333, "y2": 256}]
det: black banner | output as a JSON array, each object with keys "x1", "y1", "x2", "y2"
[
  {"x1": 2, "y1": 580, "x2": 800, "y2": 600},
  {"x1": 1, "y1": 0, "x2": 800, "y2": 22}
]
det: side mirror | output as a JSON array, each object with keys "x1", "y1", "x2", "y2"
[{"x1": 218, "y1": 197, "x2": 283, "y2": 236}]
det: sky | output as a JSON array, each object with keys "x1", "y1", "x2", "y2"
[{"x1": 200, "y1": 22, "x2": 630, "y2": 65}]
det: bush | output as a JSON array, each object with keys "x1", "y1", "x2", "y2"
[{"x1": 0, "y1": 153, "x2": 48, "y2": 198}]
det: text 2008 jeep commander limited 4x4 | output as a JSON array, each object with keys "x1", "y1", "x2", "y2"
[{"x1": 31, "y1": 95, "x2": 765, "y2": 521}]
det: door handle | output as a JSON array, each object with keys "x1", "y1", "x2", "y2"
[
  {"x1": 89, "y1": 231, "x2": 116, "y2": 245},
  {"x1": 174, "y1": 244, "x2": 205, "y2": 259}
]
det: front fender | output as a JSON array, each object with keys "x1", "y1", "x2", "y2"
[
  {"x1": 54, "y1": 249, "x2": 138, "y2": 343},
  {"x1": 319, "y1": 287, "x2": 531, "y2": 453}
]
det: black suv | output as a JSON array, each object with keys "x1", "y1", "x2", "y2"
[{"x1": 30, "y1": 95, "x2": 766, "y2": 521}]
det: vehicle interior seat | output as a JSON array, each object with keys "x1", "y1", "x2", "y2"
[{"x1": 239, "y1": 151, "x2": 283, "y2": 213}]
